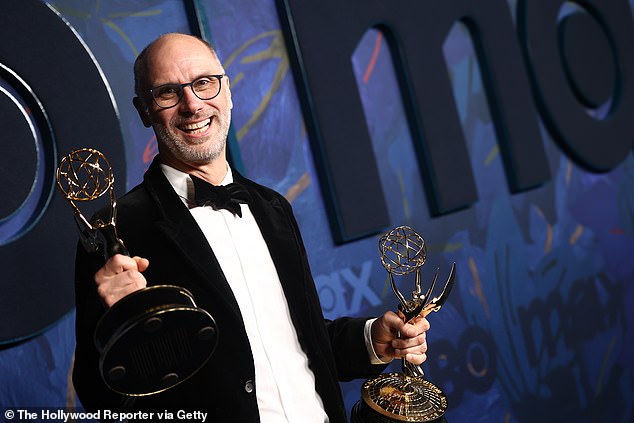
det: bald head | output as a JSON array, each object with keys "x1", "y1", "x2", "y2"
[
  {"x1": 133, "y1": 33, "x2": 222, "y2": 98},
  {"x1": 131, "y1": 32, "x2": 232, "y2": 174}
]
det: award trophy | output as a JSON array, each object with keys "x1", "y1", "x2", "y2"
[
  {"x1": 57, "y1": 148, "x2": 218, "y2": 396},
  {"x1": 352, "y1": 226, "x2": 456, "y2": 422}
]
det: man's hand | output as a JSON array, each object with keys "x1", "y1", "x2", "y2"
[
  {"x1": 371, "y1": 311, "x2": 430, "y2": 364},
  {"x1": 94, "y1": 254, "x2": 149, "y2": 307}
]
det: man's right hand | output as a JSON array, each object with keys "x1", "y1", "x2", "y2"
[{"x1": 94, "y1": 254, "x2": 149, "y2": 307}]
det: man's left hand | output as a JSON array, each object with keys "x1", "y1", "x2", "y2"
[{"x1": 371, "y1": 311, "x2": 430, "y2": 364}]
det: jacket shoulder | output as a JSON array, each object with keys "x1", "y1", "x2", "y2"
[
  {"x1": 118, "y1": 182, "x2": 151, "y2": 206},
  {"x1": 234, "y1": 172, "x2": 288, "y2": 204}
]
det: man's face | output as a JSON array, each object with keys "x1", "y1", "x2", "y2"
[{"x1": 138, "y1": 35, "x2": 232, "y2": 167}]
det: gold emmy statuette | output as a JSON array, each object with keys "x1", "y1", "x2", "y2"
[
  {"x1": 57, "y1": 148, "x2": 218, "y2": 396},
  {"x1": 353, "y1": 226, "x2": 456, "y2": 422}
]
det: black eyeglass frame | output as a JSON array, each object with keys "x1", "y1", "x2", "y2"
[{"x1": 149, "y1": 74, "x2": 226, "y2": 109}]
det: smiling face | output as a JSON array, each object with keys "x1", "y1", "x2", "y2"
[{"x1": 134, "y1": 34, "x2": 233, "y2": 171}]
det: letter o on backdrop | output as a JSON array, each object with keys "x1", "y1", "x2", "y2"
[
  {"x1": 519, "y1": 0, "x2": 634, "y2": 171},
  {"x1": 0, "y1": 1, "x2": 125, "y2": 345}
]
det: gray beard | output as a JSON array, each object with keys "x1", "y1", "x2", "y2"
[{"x1": 154, "y1": 111, "x2": 230, "y2": 165}]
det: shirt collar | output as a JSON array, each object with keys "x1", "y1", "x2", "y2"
[{"x1": 160, "y1": 161, "x2": 234, "y2": 205}]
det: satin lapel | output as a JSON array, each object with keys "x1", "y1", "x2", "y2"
[
  {"x1": 142, "y1": 159, "x2": 242, "y2": 319},
  {"x1": 234, "y1": 172, "x2": 309, "y2": 327}
]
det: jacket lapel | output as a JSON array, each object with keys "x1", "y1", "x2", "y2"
[
  {"x1": 142, "y1": 159, "x2": 309, "y2": 334},
  {"x1": 142, "y1": 159, "x2": 243, "y2": 320},
  {"x1": 233, "y1": 171, "x2": 310, "y2": 330}
]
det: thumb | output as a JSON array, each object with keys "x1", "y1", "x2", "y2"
[{"x1": 132, "y1": 256, "x2": 150, "y2": 272}]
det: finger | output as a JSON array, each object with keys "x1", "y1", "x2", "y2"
[
  {"x1": 96, "y1": 267, "x2": 146, "y2": 292},
  {"x1": 395, "y1": 340, "x2": 428, "y2": 358},
  {"x1": 400, "y1": 316, "x2": 430, "y2": 338},
  {"x1": 100, "y1": 283, "x2": 144, "y2": 307},
  {"x1": 372, "y1": 311, "x2": 403, "y2": 342},
  {"x1": 383, "y1": 310, "x2": 404, "y2": 328},
  {"x1": 404, "y1": 352, "x2": 427, "y2": 365},
  {"x1": 392, "y1": 332, "x2": 427, "y2": 350},
  {"x1": 415, "y1": 316, "x2": 431, "y2": 332},
  {"x1": 102, "y1": 254, "x2": 142, "y2": 276}
]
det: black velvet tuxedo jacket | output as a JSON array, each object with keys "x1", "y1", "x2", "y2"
[{"x1": 72, "y1": 157, "x2": 386, "y2": 422}]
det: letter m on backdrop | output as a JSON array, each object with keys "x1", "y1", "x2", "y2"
[{"x1": 275, "y1": 0, "x2": 550, "y2": 244}]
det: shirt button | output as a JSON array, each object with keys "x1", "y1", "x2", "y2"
[{"x1": 244, "y1": 380, "x2": 254, "y2": 393}]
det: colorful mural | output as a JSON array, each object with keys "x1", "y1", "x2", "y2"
[{"x1": 0, "y1": 0, "x2": 632, "y2": 422}]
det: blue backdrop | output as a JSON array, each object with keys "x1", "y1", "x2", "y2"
[{"x1": 1, "y1": 1, "x2": 633, "y2": 422}]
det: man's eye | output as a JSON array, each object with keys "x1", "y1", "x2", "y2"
[
  {"x1": 156, "y1": 86, "x2": 179, "y2": 97},
  {"x1": 194, "y1": 78, "x2": 213, "y2": 90}
]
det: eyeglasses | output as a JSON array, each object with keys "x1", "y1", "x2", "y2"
[{"x1": 149, "y1": 74, "x2": 225, "y2": 109}]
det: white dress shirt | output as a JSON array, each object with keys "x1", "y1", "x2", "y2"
[
  {"x1": 160, "y1": 163, "x2": 388, "y2": 422},
  {"x1": 161, "y1": 163, "x2": 327, "y2": 422}
]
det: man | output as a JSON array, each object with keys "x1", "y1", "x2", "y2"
[{"x1": 73, "y1": 33, "x2": 429, "y2": 422}]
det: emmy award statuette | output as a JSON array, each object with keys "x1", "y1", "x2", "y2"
[
  {"x1": 57, "y1": 148, "x2": 218, "y2": 396},
  {"x1": 352, "y1": 226, "x2": 456, "y2": 422}
]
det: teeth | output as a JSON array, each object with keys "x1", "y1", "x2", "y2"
[{"x1": 181, "y1": 118, "x2": 211, "y2": 134}]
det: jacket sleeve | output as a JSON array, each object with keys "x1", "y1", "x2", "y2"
[
  {"x1": 72, "y1": 243, "x2": 136, "y2": 412},
  {"x1": 324, "y1": 316, "x2": 389, "y2": 381}
]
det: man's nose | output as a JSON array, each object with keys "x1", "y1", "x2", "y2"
[{"x1": 179, "y1": 85, "x2": 205, "y2": 113}]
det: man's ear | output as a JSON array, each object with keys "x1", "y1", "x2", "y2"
[
  {"x1": 133, "y1": 97, "x2": 152, "y2": 128},
  {"x1": 225, "y1": 76, "x2": 233, "y2": 110}
]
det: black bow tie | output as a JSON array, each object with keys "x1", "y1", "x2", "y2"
[{"x1": 190, "y1": 175, "x2": 252, "y2": 217}]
